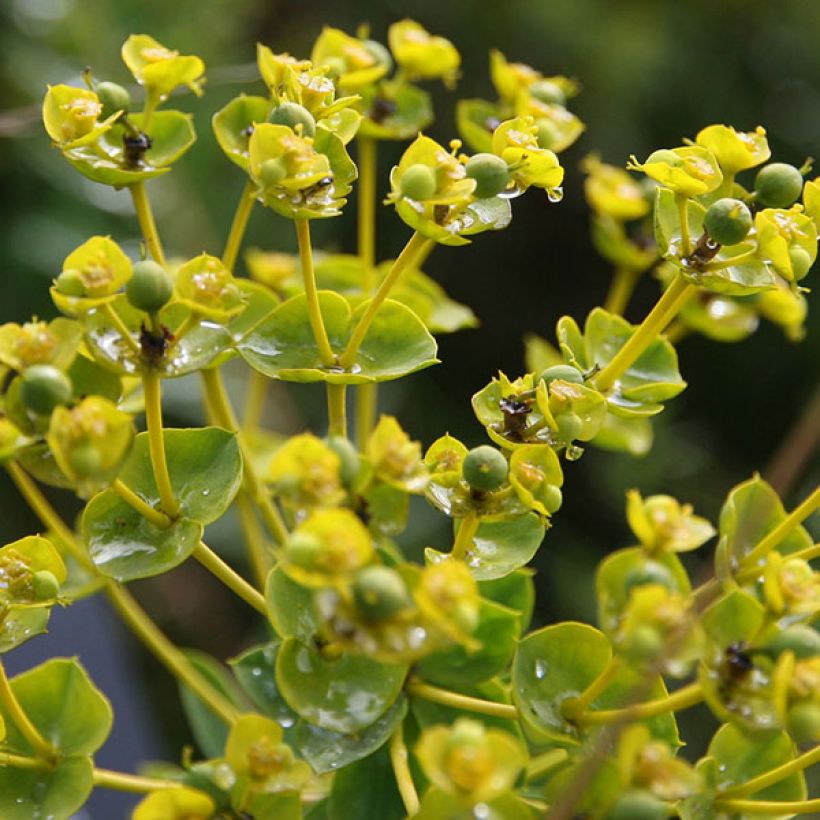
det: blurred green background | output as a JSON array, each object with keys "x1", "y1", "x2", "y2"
[{"x1": 1, "y1": 0, "x2": 818, "y2": 815}]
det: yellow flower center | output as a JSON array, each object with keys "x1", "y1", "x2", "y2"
[
  {"x1": 445, "y1": 743, "x2": 493, "y2": 792},
  {"x1": 13, "y1": 323, "x2": 56, "y2": 366},
  {"x1": 247, "y1": 737, "x2": 291, "y2": 780}
]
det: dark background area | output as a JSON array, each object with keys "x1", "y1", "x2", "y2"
[{"x1": 1, "y1": 1, "x2": 818, "y2": 816}]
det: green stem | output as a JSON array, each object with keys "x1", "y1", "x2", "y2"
[
  {"x1": 243, "y1": 370, "x2": 268, "y2": 431},
  {"x1": 741, "y1": 486, "x2": 820, "y2": 569},
  {"x1": 0, "y1": 751, "x2": 49, "y2": 772},
  {"x1": 718, "y1": 742, "x2": 820, "y2": 799},
  {"x1": 561, "y1": 657, "x2": 622, "y2": 721},
  {"x1": 677, "y1": 194, "x2": 691, "y2": 256},
  {"x1": 357, "y1": 136, "x2": 378, "y2": 288},
  {"x1": 141, "y1": 372, "x2": 180, "y2": 519},
  {"x1": 0, "y1": 659, "x2": 56, "y2": 762},
  {"x1": 604, "y1": 268, "x2": 641, "y2": 316},
  {"x1": 192, "y1": 542, "x2": 267, "y2": 615},
  {"x1": 112, "y1": 479, "x2": 172, "y2": 529},
  {"x1": 338, "y1": 231, "x2": 433, "y2": 370},
  {"x1": 738, "y1": 542, "x2": 820, "y2": 583},
  {"x1": 576, "y1": 681, "x2": 703, "y2": 726},
  {"x1": 93, "y1": 767, "x2": 182, "y2": 794},
  {"x1": 389, "y1": 722, "x2": 420, "y2": 816},
  {"x1": 327, "y1": 383, "x2": 347, "y2": 438},
  {"x1": 222, "y1": 179, "x2": 257, "y2": 272},
  {"x1": 102, "y1": 303, "x2": 140, "y2": 356},
  {"x1": 714, "y1": 798, "x2": 820, "y2": 815},
  {"x1": 295, "y1": 218, "x2": 335, "y2": 368},
  {"x1": 451, "y1": 513, "x2": 479, "y2": 561},
  {"x1": 526, "y1": 748, "x2": 569, "y2": 782},
  {"x1": 407, "y1": 680, "x2": 518, "y2": 720},
  {"x1": 235, "y1": 492, "x2": 270, "y2": 589},
  {"x1": 355, "y1": 384, "x2": 377, "y2": 452},
  {"x1": 129, "y1": 182, "x2": 166, "y2": 267},
  {"x1": 704, "y1": 249, "x2": 757, "y2": 271},
  {"x1": 593, "y1": 275, "x2": 696, "y2": 393}
]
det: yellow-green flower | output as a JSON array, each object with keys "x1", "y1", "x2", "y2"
[
  {"x1": 583, "y1": 154, "x2": 650, "y2": 221},
  {"x1": 755, "y1": 206, "x2": 817, "y2": 282},
  {"x1": 0, "y1": 536, "x2": 66, "y2": 604},
  {"x1": 366, "y1": 415, "x2": 428, "y2": 493},
  {"x1": 257, "y1": 46, "x2": 311, "y2": 96},
  {"x1": 514, "y1": 97, "x2": 584, "y2": 153},
  {"x1": 122, "y1": 34, "x2": 205, "y2": 103},
  {"x1": 695, "y1": 124, "x2": 770, "y2": 174},
  {"x1": 509, "y1": 443, "x2": 564, "y2": 516},
  {"x1": 627, "y1": 146, "x2": 723, "y2": 197},
  {"x1": 249, "y1": 123, "x2": 331, "y2": 191},
  {"x1": 491, "y1": 117, "x2": 564, "y2": 196},
  {"x1": 42, "y1": 85, "x2": 121, "y2": 149},
  {"x1": 311, "y1": 27, "x2": 390, "y2": 91},
  {"x1": 424, "y1": 435, "x2": 468, "y2": 489},
  {"x1": 0, "y1": 322, "x2": 58, "y2": 371},
  {"x1": 802, "y1": 177, "x2": 820, "y2": 229},
  {"x1": 626, "y1": 490, "x2": 715, "y2": 553},
  {"x1": 174, "y1": 254, "x2": 244, "y2": 322},
  {"x1": 132, "y1": 787, "x2": 215, "y2": 820},
  {"x1": 415, "y1": 558, "x2": 480, "y2": 645},
  {"x1": 415, "y1": 718, "x2": 526, "y2": 802},
  {"x1": 267, "y1": 433, "x2": 344, "y2": 510},
  {"x1": 756, "y1": 278, "x2": 808, "y2": 341},
  {"x1": 245, "y1": 249, "x2": 298, "y2": 293},
  {"x1": 388, "y1": 20, "x2": 460, "y2": 87},
  {"x1": 763, "y1": 553, "x2": 820, "y2": 618},
  {"x1": 489, "y1": 49, "x2": 540, "y2": 104}
]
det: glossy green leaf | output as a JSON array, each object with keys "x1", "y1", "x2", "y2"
[
  {"x1": 0, "y1": 755, "x2": 93, "y2": 820},
  {"x1": 67, "y1": 354, "x2": 122, "y2": 403},
  {"x1": 17, "y1": 444, "x2": 74, "y2": 490},
  {"x1": 363, "y1": 481, "x2": 409, "y2": 536},
  {"x1": 64, "y1": 111, "x2": 195, "y2": 187},
  {"x1": 117, "y1": 428, "x2": 243, "y2": 525},
  {"x1": 590, "y1": 413, "x2": 653, "y2": 456},
  {"x1": 265, "y1": 566, "x2": 320, "y2": 642},
  {"x1": 231, "y1": 641, "x2": 299, "y2": 727},
  {"x1": 359, "y1": 82, "x2": 433, "y2": 141},
  {"x1": 425, "y1": 512, "x2": 545, "y2": 581},
  {"x1": 327, "y1": 744, "x2": 405, "y2": 820},
  {"x1": 212, "y1": 94, "x2": 271, "y2": 169},
  {"x1": 82, "y1": 489, "x2": 202, "y2": 580},
  {"x1": 478, "y1": 569, "x2": 535, "y2": 634},
  {"x1": 239, "y1": 291, "x2": 438, "y2": 384},
  {"x1": 0, "y1": 608, "x2": 50, "y2": 654},
  {"x1": 276, "y1": 637, "x2": 407, "y2": 733},
  {"x1": 701, "y1": 589, "x2": 764, "y2": 648},
  {"x1": 416, "y1": 599, "x2": 520, "y2": 686},
  {"x1": 2, "y1": 658, "x2": 112, "y2": 756}
]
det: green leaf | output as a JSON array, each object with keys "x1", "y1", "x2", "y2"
[
  {"x1": 265, "y1": 567, "x2": 320, "y2": 642},
  {"x1": 327, "y1": 744, "x2": 406, "y2": 820},
  {"x1": 212, "y1": 94, "x2": 271, "y2": 169},
  {"x1": 0, "y1": 755, "x2": 93, "y2": 820},
  {"x1": 63, "y1": 110, "x2": 196, "y2": 187},
  {"x1": 425, "y1": 512, "x2": 545, "y2": 581},
  {"x1": 363, "y1": 482, "x2": 409, "y2": 536},
  {"x1": 359, "y1": 82, "x2": 433, "y2": 141},
  {"x1": 0, "y1": 608, "x2": 50, "y2": 654},
  {"x1": 701, "y1": 589, "x2": 765, "y2": 648},
  {"x1": 654, "y1": 187, "x2": 706, "y2": 258},
  {"x1": 82, "y1": 489, "x2": 202, "y2": 581},
  {"x1": 17, "y1": 444, "x2": 74, "y2": 490},
  {"x1": 589, "y1": 413, "x2": 653, "y2": 456},
  {"x1": 117, "y1": 428, "x2": 243, "y2": 525},
  {"x1": 249, "y1": 792, "x2": 304, "y2": 820},
  {"x1": 276, "y1": 637, "x2": 407, "y2": 733},
  {"x1": 456, "y1": 98, "x2": 501, "y2": 154},
  {"x1": 416, "y1": 598, "x2": 520, "y2": 686},
  {"x1": 2, "y1": 658, "x2": 112, "y2": 756},
  {"x1": 231, "y1": 641, "x2": 299, "y2": 727},
  {"x1": 512, "y1": 622, "x2": 678, "y2": 746},
  {"x1": 67, "y1": 354, "x2": 122, "y2": 403},
  {"x1": 239, "y1": 291, "x2": 438, "y2": 384},
  {"x1": 179, "y1": 650, "x2": 246, "y2": 759},
  {"x1": 478, "y1": 569, "x2": 535, "y2": 634},
  {"x1": 415, "y1": 788, "x2": 533, "y2": 820}
]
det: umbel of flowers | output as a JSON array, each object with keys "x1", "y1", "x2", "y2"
[{"x1": 0, "y1": 20, "x2": 815, "y2": 820}]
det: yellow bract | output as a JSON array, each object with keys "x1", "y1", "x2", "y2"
[
  {"x1": 491, "y1": 117, "x2": 564, "y2": 195},
  {"x1": 245, "y1": 249, "x2": 298, "y2": 292},
  {"x1": 42, "y1": 85, "x2": 120, "y2": 148},
  {"x1": 695, "y1": 124, "x2": 770, "y2": 174},
  {"x1": 390, "y1": 134, "x2": 476, "y2": 206},
  {"x1": 626, "y1": 490, "x2": 715, "y2": 553},
  {"x1": 0, "y1": 536, "x2": 67, "y2": 602},
  {"x1": 174, "y1": 254, "x2": 245, "y2": 322},
  {"x1": 757, "y1": 279, "x2": 808, "y2": 341},
  {"x1": 489, "y1": 50, "x2": 540, "y2": 103},
  {"x1": 388, "y1": 20, "x2": 460, "y2": 87},
  {"x1": 802, "y1": 177, "x2": 820, "y2": 229},
  {"x1": 122, "y1": 34, "x2": 205, "y2": 102},
  {"x1": 249, "y1": 123, "x2": 332, "y2": 192},
  {"x1": 60, "y1": 236, "x2": 133, "y2": 299},
  {"x1": 628, "y1": 146, "x2": 723, "y2": 196},
  {"x1": 583, "y1": 155, "x2": 650, "y2": 221},
  {"x1": 0, "y1": 321, "x2": 57, "y2": 370},
  {"x1": 415, "y1": 559, "x2": 480, "y2": 644},
  {"x1": 257, "y1": 45, "x2": 311, "y2": 96},
  {"x1": 311, "y1": 27, "x2": 389, "y2": 90},
  {"x1": 268, "y1": 433, "x2": 344, "y2": 509},
  {"x1": 132, "y1": 787, "x2": 215, "y2": 820},
  {"x1": 755, "y1": 207, "x2": 818, "y2": 282},
  {"x1": 366, "y1": 415, "x2": 428, "y2": 493},
  {"x1": 763, "y1": 553, "x2": 820, "y2": 617}
]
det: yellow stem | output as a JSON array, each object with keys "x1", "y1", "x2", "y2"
[
  {"x1": 243, "y1": 370, "x2": 268, "y2": 431},
  {"x1": 165, "y1": 313, "x2": 201, "y2": 357},
  {"x1": 112, "y1": 479, "x2": 172, "y2": 529},
  {"x1": 339, "y1": 231, "x2": 433, "y2": 370},
  {"x1": 452, "y1": 513, "x2": 479, "y2": 561},
  {"x1": 295, "y1": 218, "x2": 335, "y2": 368},
  {"x1": 93, "y1": 767, "x2": 182, "y2": 794},
  {"x1": 593, "y1": 275, "x2": 695, "y2": 393},
  {"x1": 576, "y1": 681, "x2": 703, "y2": 726},
  {"x1": 235, "y1": 492, "x2": 271, "y2": 589},
  {"x1": 327, "y1": 383, "x2": 347, "y2": 438},
  {"x1": 714, "y1": 798, "x2": 820, "y2": 815},
  {"x1": 604, "y1": 268, "x2": 641, "y2": 316},
  {"x1": 129, "y1": 182, "x2": 166, "y2": 267},
  {"x1": 562, "y1": 657, "x2": 622, "y2": 721},
  {"x1": 142, "y1": 372, "x2": 180, "y2": 519},
  {"x1": 407, "y1": 680, "x2": 518, "y2": 720},
  {"x1": 102, "y1": 303, "x2": 141, "y2": 356},
  {"x1": 192, "y1": 542, "x2": 267, "y2": 615},
  {"x1": 0, "y1": 659, "x2": 56, "y2": 762},
  {"x1": 389, "y1": 723, "x2": 420, "y2": 816},
  {"x1": 677, "y1": 194, "x2": 691, "y2": 256},
  {"x1": 741, "y1": 486, "x2": 820, "y2": 569},
  {"x1": 718, "y1": 742, "x2": 820, "y2": 799},
  {"x1": 355, "y1": 384, "x2": 377, "y2": 453},
  {"x1": 357, "y1": 136, "x2": 378, "y2": 289},
  {"x1": 526, "y1": 748, "x2": 569, "y2": 782},
  {"x1": 222, "y1": 179, "x2": 257, "y2": 272},
  {"x1": 0, "y1": 751, "x2": 50, "y2": 771}
]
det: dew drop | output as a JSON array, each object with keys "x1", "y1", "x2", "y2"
[
  {"x1": 534, "y1": 659, "x2": 547, "y2": 679},
  {"x1": 548, "y1": 186, "x2": 564, "y2": 203}
]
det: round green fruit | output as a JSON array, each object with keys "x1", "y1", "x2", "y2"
[
  {"x1": 538, "y1": 365, "x2": 584, "y2": 386},
  {"x1": 556, "y1": 412, "x2": 583, "y2": 442},
  {"x1": 755, "y1": 162, "x2": 804, "y2": 208},
  {"x1": 269, "y1": 102, "x2": 316, "y2": 138},
  {"x1": 536, "y1": 119, "x2": 560, "y2": 149},
  {"x1": 126, "y1": 260, "x2": 173, "y2": 314},
  {"x1": 259, "y1": 158, "x2": 288, "y2": 188},
  {"x1": 20, "y1": 365, "x2": 72, "y2": 415},
  {"x1": 286, "y1": 531, "x2": 324, "y2": 568},
  {"x1": 541, "y1": 484, "x2": 563, "y2": 514},
  {"x1": 606, "y1": 791, "x2": 668, "y2": 820},
  {"x1": 32, "y1": 570, "x2": 60, "y2": 601},
  {"x1": 764, "y1": 625, "x2": 820, "y2": 660},
  {"x1": 96, "y1": 81, "x2": 131, "y2": 116},
  {"x1": 704, "y1": 198, "x2": 753, "y2": 245},
  {"x1": 626, "y1": 624, "x2": 664, "y2": 662},
  {"x1": 352, "y1": 565, "x2": 409, "y2": 621},
  {"x1": 529, "y1": 79, "x2": 566, "y2": 106},
  {"x1": 325, "y1": 435, "x2": 360, "y2": 487},
  {"x1": 465, "y1": 153, "x2": 510, "y2": 198},
  {"x1": 462, "y1": 445, "x2": 508, "y2": 492},
  {"x1": 789, "y1": 245, "x2": 813, "y2": 281},
  {"x1": 400, "y1": 164, "x2": 438, "y2": 201},
  {"x1": 54, "y1": 270, "x2": 86, "y2": 297}
]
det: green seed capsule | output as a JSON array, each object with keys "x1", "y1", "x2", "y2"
[
  {"x1": 126, "y1": 260, "x2": 173, "y2": 314},
  {"x1": 54, "y1": 270, "x2": 86, "y2": 297},
  {"x1": 624, "y1": 561, "x2": 675, "y2": 595},
  {"x1": 704, "y1": 198, "x2": 753, "y2": 245},
  {"x1": 465, "y1": 153, "x2": 510, "y2": 198},
  {"x1": 755, "y1": 162, "x2": 804, "y2": 208},
  {"x1": 325, "y1": 435, "x2": 360, "y2": 487},
  {"x1": 787, "y1": 700, "x2": 820, "y2": 744},
  {"x1": 269, "y1": 102, "x2": 316, "y2": 138},
  {"x1": 789, "y1": 245, "x2": 813, "y2": 281},
  {"x1": 529, "y1": 79, "x2": 566, "y2": 106},
  {"x1": 32, "y1": 570, "x2": 60, "y2": 601},
  {"x1": 538, "y1": 365, "x2": 584, "y2": 386},
  {"x1": 626, "y1": 625, "x2": 663, "y2": 662},
  {"x1": 764, "y1": 625, "x2": 820, "y2": 660},
  {"x1": 645, "y1": 149, "x2": 682, "y2": 167},
  {"x1": 462, "y1": 445, "x2": 508, "y2": 492},
  {"x1": 541, "y1": 484, "x2": 563, "y2": 514},
  {"x1": 536, "y1": 119, "x2": 560, "y2": 150},
  {"x1": 556, "y1": 412, "x2": 583, "y2": 442},
  {"x1": 20, "y1": 365, "x2": 73, "y2": 415},
  {"x1": 68, "y1": 441, "x2": 102, "y2": 477},
  {"x1": 96, "y1": 81, "x2": 131, "y2": 116},
  {"x1": 259, "y1": 158, "x2": 288, "y2": 188},
  {"x1": 606, "y1": 791, "x2": 668, "y2": 820},
  {"x1": 286, "y1": 532, "x2": 324, "y2": 568},
  {"x1": 352, "y1": 565, "x2": 409, "y2": 621},
  {"x1": 400, "y1": 164, "x2": 438, "y2": 201}
]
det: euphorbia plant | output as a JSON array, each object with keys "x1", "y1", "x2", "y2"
[{"x1": 0, "y1": 20, "x2": 817, "y2": 820}]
